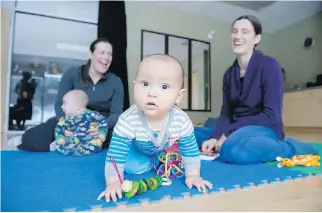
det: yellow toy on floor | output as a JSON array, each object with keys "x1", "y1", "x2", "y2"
[{"x1": 276, "y1": 154, "x2": 321, "y2": 168}]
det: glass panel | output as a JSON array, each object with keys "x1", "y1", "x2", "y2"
[
  {"x1": 191, "y1": 41, "x2": 211, "y2": 110},
  {"x1": 142, "y1": 31, "x2": 165, "y2": 59},
  {"x1": 8, "y1": 13, "x2": 95, "y2": 130},
  {"x1": 168, "y1": 36, "x2": 189, "y2": 109},
  {"x1": 16, "y1": 0, "x2": 99, "y2": 23},
  {"x1": 13, "y1": 13, "x2": 96, "y2": 60}
]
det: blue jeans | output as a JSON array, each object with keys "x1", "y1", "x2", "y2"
[
  {"x1": 123, "y1": 144, "x2": 160, "y2": 175},
  {"x1": 194, "y1": 126, "x2": 212, "y2": 148},
  {"x1": 194, "y1": 125, "x2": 319, "y2": 164}
]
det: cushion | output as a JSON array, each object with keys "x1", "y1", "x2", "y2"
[{"x1": 204, "y1": 117, "x2": 217, "y2": 129}]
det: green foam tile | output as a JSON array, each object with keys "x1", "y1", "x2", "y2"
[{"x1": 266, "y1": 143, "x2": 322, "y2": 175}]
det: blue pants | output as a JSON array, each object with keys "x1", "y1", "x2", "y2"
[
  {"x1": 194, "y1": 126, "x2": 213, "y2": 148},
  {"x1": 123, "y1": 144, "x2": 160, "y2": 175},
  {"x1": 195, "y1": 125, "x2": 319, "y2": 164}
]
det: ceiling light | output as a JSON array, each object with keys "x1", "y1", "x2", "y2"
[{"x1": 56, "y1": 43, "x2": 88, "y2": 53}]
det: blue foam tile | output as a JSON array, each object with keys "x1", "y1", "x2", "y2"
[
  {"x1": 268, "y1": 178, "x2": 282, "y2": 184},
  {"x1": 254, "y1": 180, "x2": 269, "y2": 186},
  {"x1": 170, "y1": 193, "x2": 185, "y2": 200},
  {"x1": 244, "y1": 182, "x2": 256, "y2": 187},
  {"x1": 100, "y1": 202, "x2": 118, "y2": 210},
  {"x1": 209, "y1": 188, "x2": 221, "y2": 195},
  {"x1": 75, "y1": 207, "x2": 92, "y2": 212},
  {"x1": 88, "y1": 205, "x2": 103, "y2": 211},
  {"x1": 280, "y1": 176, "x2": 293, "y2": 181},
  {"x1": 222, "y1": 185, "x2": 238, "y2": 191},
  {"x1": 124, "y1": 198, "x2": 142, "y2": 207},
  {"x1": 190, "y1": 190, "x2": 204, "y2": 198},
  {"x1": 115, "y1": 198, "x2": 128, "y2": 206},
  {"x1": 1, "y1": 150, "x2": 309, "y2": 212},
  {"x1": 149, "y1": 199, "x2": 162, "y2": 205},
  {"x1": 239, "y1": 183, "x2": 253, "y2": 189},
  {"x1": 298, "y1": 173, "x2": 310, "y2": 178},
  {"x1": 233, "y1": 184, "x2": 241, "y2": 188}
]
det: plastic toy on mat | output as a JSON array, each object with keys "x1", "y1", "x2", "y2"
[
  {"x1": 121, "y1": 175, "x2": 171, "y2": 199},
  {"x1": 106, "y1": 156, "x2": 172, "y2": 200},
  {"x1": 276, "y1": 154, "x2": 321, "y2": 168},
  {"x1": 153, "y1": 150, "x2": 185, "y2": 179}
]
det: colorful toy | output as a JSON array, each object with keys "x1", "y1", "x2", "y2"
[
  {"x1": 109, "y1": 156, "x2": 172, "y2": 200},
  {"x1": 276, "y1": 154, "x2": 320, "y2": 168},
  {"x1": 153, "y1": 150, "x2": 185, "y2": 178},
  {"x1": 121, "y1": 175, "x2": 170, "y2": 199}
]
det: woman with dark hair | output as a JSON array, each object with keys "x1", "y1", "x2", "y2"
[
  {"x1": 9, "y1": 38, "x2": 124, "y2": 152},
  {"x1": 197, "y1": 15, "x2": 318, "y2": 164}
]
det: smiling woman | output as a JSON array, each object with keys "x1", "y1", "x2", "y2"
[
  {"x1": 196, "y1": 15, "x2": 318, "y2": 164},
  {"x1": 8, "y1": 38, "x2": 125, "y2": 152}
]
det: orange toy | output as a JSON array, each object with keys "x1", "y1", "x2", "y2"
[{"x1": 276, "y1": 154, "x2": 320, "y2": 168}]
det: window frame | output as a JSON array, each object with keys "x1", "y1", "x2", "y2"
[
  {"x1": 6, "y1": 3, "x2": 98, "y2": 129},
  {"x1": 140, "y1": 29, "x2": 212, "y2": 112}
]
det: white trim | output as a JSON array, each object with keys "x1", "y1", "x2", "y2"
[{"x1": 4, "y1": 7, "x2": 16, "y2": 144}]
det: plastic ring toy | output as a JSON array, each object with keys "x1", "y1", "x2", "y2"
[
  {"x1": 161, "y1": 177, "x2": 172, "y2": 186},
  {"x1": 125, "y1": 181, "x2": 139, "y2": 199}
]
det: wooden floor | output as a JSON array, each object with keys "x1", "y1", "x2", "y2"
[
  {"x1": 109, "y1": 176, "x2": 322, "y2": 212},
  {"x1": 1, "y1": 127, "x2": 321, "y2": 211}
]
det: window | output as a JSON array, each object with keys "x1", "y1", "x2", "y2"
[
  {"x1": 7, "y1": 2, "x2": 98, "y2": 130},
  {"x1": 141, "y1": 30, "x2": 211, "y2": 112}
]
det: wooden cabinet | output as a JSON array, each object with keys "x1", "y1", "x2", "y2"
[{"x1": 282, "y1": 88, "x2": 322, "y2": 128}]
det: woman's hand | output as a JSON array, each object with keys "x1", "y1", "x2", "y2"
[
  {"x1": 201, "y1": 138, "x2": 217, "y2": 154},
  {"x1": 215, "y1": 134, "x2": 227, "y2": 152}
]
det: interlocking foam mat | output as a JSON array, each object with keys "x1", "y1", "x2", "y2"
[
  {"x1": 266, "y1": 143, "x2": 322, "y2": 175},
  {"x1": 1, "y1": 144, "x2": 320, "y2": 212}
]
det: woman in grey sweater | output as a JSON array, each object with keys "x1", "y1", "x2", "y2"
[{"x1": 10, "y1": 38, "x2": 124, "y2": 152}]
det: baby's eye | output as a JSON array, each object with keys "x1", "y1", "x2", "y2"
[
  {"x1": 161, "y1": 84, "x2": 169, "y2": 90},
  {"x1": 142, "y1": 81, "x2": 149, "y2": 87}
]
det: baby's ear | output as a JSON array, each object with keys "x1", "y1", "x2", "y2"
[{"x1": 175, "y1": 89, "x2": 186, "y2": 105}]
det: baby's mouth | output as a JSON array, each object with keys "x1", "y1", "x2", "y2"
[
  {"x1": 145, "y1": 101, "x2": 158, "y2": 109},
  {"x1": 147, "y1": 102, "x2": 156, "y2": 106}
]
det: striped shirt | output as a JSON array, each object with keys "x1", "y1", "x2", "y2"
[{"x1": 105, "y1": 104, "x2": 200, "y2": 178}]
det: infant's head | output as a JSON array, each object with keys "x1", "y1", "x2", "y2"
[
  {"x1": 61, "y1": 90, "x2": 89, "y2": 116},
  {"x1": 134, "y1": 54, "x2": 185, "y2": 119}
]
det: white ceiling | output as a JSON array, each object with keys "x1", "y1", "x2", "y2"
[{"x1": 146, "y1": 1, "x2": 322, "y2": 34}]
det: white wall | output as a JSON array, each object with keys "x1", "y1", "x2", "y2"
[
  {"x1": 126, "y1": 2, "x2": 236, "y2": 124},
  {"x1": 262, "y1": 12, "x2": 322, "y2": 90}
]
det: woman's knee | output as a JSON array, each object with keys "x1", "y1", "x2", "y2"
[
  {"x1": 194, "y1": 126, "x2": 212, "y2": 135},
  {"x1": 194, "y1": 127, "x2": 212, "y2": 148},
  {"x1": 220, "y1": 134, "x2": 265, "y2": 164}
]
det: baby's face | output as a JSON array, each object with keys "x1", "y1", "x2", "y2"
[
  {"x1": 134, "y1": 58, "x2": 185, "y2": 118},
  {"x1": 61, "y1": 95, "x2": 82, "y2": 117}
]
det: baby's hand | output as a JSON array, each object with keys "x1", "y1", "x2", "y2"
[
  {"x1": 97, "y1": 181, "x2": 122, "y2": 202},
  {"x1": 57, "y1": 138, "x2": 65, "y2": 145},
  {"x1": 185, "y1": 175, "x2": 213, "y2": 193},
  {"x1": 98, "y1": 134, "x2": 106, "y2": 142}
]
